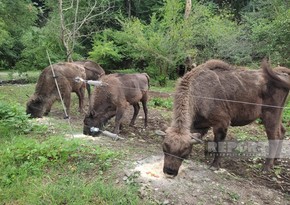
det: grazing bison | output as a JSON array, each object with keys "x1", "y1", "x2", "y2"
[
  {"x1": 26, "y1": 62, "x2": 86, "y2": 118},
  {"x1": 163, "y1": 59, "x2": 290, "y2": 176},
  {"x1": 72, "y1": 60, "x2": 105, "y2": 96},
  {"x1": 83, "y1": 73, "x2": 150, "y2": 135}
]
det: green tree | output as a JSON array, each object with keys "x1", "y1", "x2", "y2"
[
  {"x1": 90, "y1": 0, "x2": 196, "y2": 82},
  {"x1": 90, "y1": 0, "x2": 253, "y2": 82},
  {"x1": 243, "y1": 0, "x2": 290, "y2": 66},
  {"x1": 188, "y1": 2, "x2": 252, "y2": 64},
  {"x1": 16, "y1": 0, "x2": 116, "y2": 71},
  {"x1": 0, "y1": 0, "x2": 38, "y2": 68}
]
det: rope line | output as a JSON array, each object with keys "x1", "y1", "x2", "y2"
[
  {"x1": 163, "y1": 151, "x2": 188, "y2": 161},
  {"x1": 77, "y1": 80, "x2": 290, "y2": 110},
  {"x1": 46, "y1": 50, "x2": 75, "y2": 138}
]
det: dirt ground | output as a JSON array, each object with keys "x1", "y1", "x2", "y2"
[{"x1": 39, "y1": 90, "x2": 290, "y2": 205}]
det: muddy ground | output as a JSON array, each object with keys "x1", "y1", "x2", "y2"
[{"x1": 35, "y1": 90, "x2": 290, "y2": 205}]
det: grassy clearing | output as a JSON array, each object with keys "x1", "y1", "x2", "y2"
[
  {"x1": 0, "y1": 70, "x2": 40, "y2": 83},
  {"x1": 150, "y1": 79, "x2": 176, "y2": 93},
  {"x1": 0, "y1": 86, "x2": 148, "y2": 204},
  {"x1": 0, "y1": 134, "x2": 140, "y2": 204},
  {"x1": 0, "y1": 75, "x2": 289, "y2": 204}
]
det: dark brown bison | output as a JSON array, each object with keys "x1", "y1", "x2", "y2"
[
  {"x1": 83, "y1": 73, "x2": 150, "y2": 135},
  {"x1": 163, "y1": 59, "x2": 290, "y2": 176},
  {"x1": 72, "y1": 60, "x2": 105, "y2": 96},
  {"x1": 26, "y1": 62, "x2": 86, "y2": 118}
]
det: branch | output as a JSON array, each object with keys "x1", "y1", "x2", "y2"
[
  {"x1": 76, "y1": 1, "x2": 112, "y2": 32},
  {"x1": 63, "y1": 0, "x2": 74, "y2": 11},
  {"x1": 71, "y1": 0, "x2": 79, "y2": 57}
]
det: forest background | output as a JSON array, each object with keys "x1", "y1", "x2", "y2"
[{"x1": 0, "y1": 0, "x2": 289, "y2": 84}]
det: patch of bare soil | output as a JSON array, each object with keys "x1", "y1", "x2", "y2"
[
  {"x1": 42, "y1": 91, "x2": 290, "y2": 204},
  {"x1": 130, "y1": 156, "x2": 288, "y2": 205}
]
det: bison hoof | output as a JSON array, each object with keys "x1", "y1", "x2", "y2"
[
  {"x1": 64, "y1": 115, "x2": 69, "y2": 119},
  {"x1": 209, "y1": 161, "x2": 221, "y2": 171},
  {"x1": 262, "y1": 164, "x2": 273, "y2": 172},
  {"x1": 209, "y1": 165, "x2": 220, "y2": 171}
]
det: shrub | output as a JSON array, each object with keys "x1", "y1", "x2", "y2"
[
  {"x1": 0, "y1": 100, "x2": 32, "y2": 136},
  {"x1": 149, "y1": 97, "x2": 173, "y2": 110}
]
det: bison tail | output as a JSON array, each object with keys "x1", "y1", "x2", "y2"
[
  {"x1": 262, "y1": 58, "x2": 290, "y2": 89},
  {"x1": 142, "y1": 73, "x2": 150, "y2": 88}
]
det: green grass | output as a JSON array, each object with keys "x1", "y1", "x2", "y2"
[
  {"x1": 0, "y1": 70, "x2": 40, "y2": 83},
  {"x1": 148, "y1": 97, "x2": 173, "y2": 110},
  {"x1": 0, "y1": 84, "x2": 35, "y2": 105},
  {"x1": 0, "y1": 134, "x2": 140, "y2": 204},
  {"x1": 150, "y1": 79, "x2": 176, "y2": 93},
  {"x1": 0, "y1": 89, "x2": 146, "y2": 204}
]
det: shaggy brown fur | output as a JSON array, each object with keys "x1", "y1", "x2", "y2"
[
  {"x1": 26, "y1": 62, "x2": 86, "y2": 118},
  {"x1": 163, "y1": 59, "x2": 290, "y2": 176},
  {"x1": 72, "y1": 60, "x2": 105, "y2": 96},
  {"x1": 83, "y1": 73, "x2": 150, "y2": 135}
]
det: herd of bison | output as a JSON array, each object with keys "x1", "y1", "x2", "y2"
[{"x1": 25, "y1": 59, "x2": 290, "y2": 193}]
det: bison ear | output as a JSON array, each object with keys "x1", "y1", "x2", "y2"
[
  {"x1": 89, "y1": 110, "x2": 96, "y2": 117},
  {"x1": 190, "y1": 133, "x2": 203, "y2": 144},
  {"x1": 32, "y1": 97, "x2": 42, "y2": 104}
]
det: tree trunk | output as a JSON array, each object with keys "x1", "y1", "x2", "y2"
[
  {"x1": 125, "y1": 0, "x2": 131, "y2": 18},
  {"x1": 58, "y1": 0, "x2": 72, "y2": 61},
  {"x1": 184, "y1": 0, "x2": 192, "y2": 19}
]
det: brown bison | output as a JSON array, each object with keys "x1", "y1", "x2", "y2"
[
  {"x1": 26, "y1": 62, "x2": 86, "y2": 118},
  {"x1": 163, "y1": 59, "x2": 290, "y2": 176},
  {"x1": 72, "y1": 60, "x2": 105, "y2": 96},
  {"x1": 83, "y1": 73, "x2": 150, "y2": 135}
]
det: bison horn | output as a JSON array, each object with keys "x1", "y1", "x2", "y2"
[{"x1": 190, "y1": 133, "x2": 203, "y2": 144}]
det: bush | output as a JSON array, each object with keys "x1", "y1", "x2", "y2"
[
  {"x1": 89, "y1": 0, "x2": 255, "y2": 80},
  {"x1": 149, "y1": 97, "x2": 173, "y2": 110},
  {"x1": 0, "y1": 100, "x2": 32, "y2": 136}
]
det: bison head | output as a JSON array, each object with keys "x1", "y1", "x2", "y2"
[
  {"x1": 83, "y1": 106, "x2": 116, "y2": 136},
  {"x1": 162, "y1": 127, "x2": 201, "y2": 176},
  {"x1": 26, "y1": 96, "x2": 46, "y2": 118}
]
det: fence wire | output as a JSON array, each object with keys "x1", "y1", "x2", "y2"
[{"x1": 1, "y1": 72, "x2": 290, "y2": 161}]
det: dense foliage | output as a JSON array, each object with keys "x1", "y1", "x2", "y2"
[{"x1": 0, "y1": 0, "x2": 289, "y2": 80}]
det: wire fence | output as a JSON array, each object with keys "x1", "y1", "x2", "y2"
[
  {"x1": 0, "y1": 80, "x2": 289, "y2": 160},
  {"x1": 1, "y1": 65, "x2": 290, "y2": 161}
]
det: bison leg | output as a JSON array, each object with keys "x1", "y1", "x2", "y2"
[
  {"x1": 140, "y1": 93, "x2": 148, "y2": 128},
  {"x1": 130, "y1": 103, "x2": 140, "y2": 126},
  {"x1": 263, "y1": 140, "x2": 280, "y2": 171},
  {"x1": 114, "y1": 107, "x2": 126, "y2": 134},
  {"x1": 62, "y1": 92, "x2": 71, "y2": 119},
  {"x1": 44, "y1": 106, "x2": 51, "y2": 116},
  {"x1": 141, "y1": 99, "x2": 148, "y2": 128},
  {"x1": 191, "y1": 127, "x2": 210, "y2": 138},
  {"x1": 261, "y1": 112, "x2": 284, "y2": 171},
  {"x1": 86, "y1": 83, "x2": 91, "y2": 98},
  {"x1": 76, "y1": 86, "x2": 85, "y2": 113},
  {"x1": 263, "y1": 124, "x2": 285, "y2": 171},
  {"x1": 210, "y1": 126, "x2": 228, "y2": 170},
  {"x1": 43, "y1": 99, "x2": 55, "y2": 116},
  {"x1": 274, "y1": 124, "x2": 286, "y2": 165}
]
